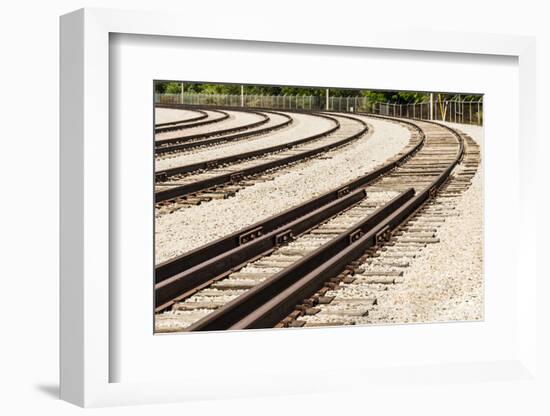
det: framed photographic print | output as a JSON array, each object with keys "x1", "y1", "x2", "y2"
[{"x1": 60, "y1": 7, "x2": 542, "y2": 409}]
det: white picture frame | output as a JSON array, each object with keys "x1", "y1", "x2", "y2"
[{"x1": 60, "y1": 7, "x2": 541, "y2": 408}]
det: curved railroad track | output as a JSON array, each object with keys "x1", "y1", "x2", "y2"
[
  {"x1": 155, "y1": 108, "x2": 269, "y2": 147},
  {"x1": 154, "y1": 107, "x2": 208, "y2": 130},
  {"x1": 154, "y1": 111, "x2": 368, "y2": 209},
  {"x1": 155, "y1": 109, "x2": 293, "y2": 155},
  {"x1": 284, "y1": 131, "x2": 480, "y2": 328},
  {"x1": 154, "y1": 115, "x2": 480, "y2": 332},
  {"x1": 155, "y1": 108, "x2": 229, "y2": 133}
]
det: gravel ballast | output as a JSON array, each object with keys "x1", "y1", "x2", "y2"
[
  {"x1": 303, "y1": 123, "x2": 484, "y2": 326},
  {"x1": 155, "y1": 115, "x2": 411, "y2": 264},
  {"x1": 155, "y1": 110, "x2": 263, "y2": 142},
  {"x1": 155, "y1": 107, "x2": 203, "y2": 125},
  {"x1": 155, "y1": 112, "x2": 334, "y2": 170}
]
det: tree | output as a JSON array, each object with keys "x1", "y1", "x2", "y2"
[
  {"x1": 165, "y1": 82, "x2": 182, "y2": 94},
  {"x1": 154, "y1": 81, "x2": 481, "y2": 109}
]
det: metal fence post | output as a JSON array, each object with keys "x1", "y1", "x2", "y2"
[
  {"x1": 155, "y1": 92, "x2": 481, "y2": 125},
  {"x1": 452, "y1": 100, "x2": 455, "y2": 123},
  {"x1": 478, "y1": 100, "x2": 481, "y2": 125}
]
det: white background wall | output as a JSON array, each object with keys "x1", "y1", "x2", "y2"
[{"x1": 1, "y1": 0, "x2": 548, "y2": 414}]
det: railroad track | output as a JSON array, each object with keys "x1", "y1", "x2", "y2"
[
  {"x1": 154, "y1": 107, "x2": 208, "y2": 130},
  {"x1": 154, "y1": 112, "x2": 368, "y2": 211},
  {"x1": 155, "y1": 115, "x2": 480, "y2": 332},
  {"x1": 276, "y1": 129, "x2": 480, "y2": 328},
  {"x1": 155, "y1": 108, "x2": 269, "y2": 147},
  {"x1": 155, "y1": 109, "x2": 293, "y2": 156},
  {"x1": 155, "y1": 108, "x2": 228, "y2": 133}
]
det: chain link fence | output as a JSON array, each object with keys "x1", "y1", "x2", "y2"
[
  {"x1": 155, "y1": 93, "x2": 483, "y2": 125},
  {"x1": 155, "y1": 93, "x2": 322, "y2": 110},
  {"x1": 372, "y1": 98, "x2": 483, "y2": 125}
]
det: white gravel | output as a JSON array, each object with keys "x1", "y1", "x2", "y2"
[
  {"x1": 155, "y1": 110, "x2": 263, "y2": 142},
  {"x1": 310, "y1": 122, "x2": 484, "y2": 326},
  {"x1": 371, "y1": 164, "x2": 482, "y2": 323},
  {"x1": 155, "y1": 107, "x2": 203, "y2": 125},
  {"x1": 155, "y1": 115, "x2": 411, "y2": 264},
  {"x1": 439, "y1": 121, "x2": 484, "y2": 149},
  {"x1": 155, "y1": 112, "x2": 335, "y2": 171}
]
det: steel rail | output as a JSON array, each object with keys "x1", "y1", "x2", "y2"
[
  {"x1": 155, "y1": 108, "x2": 270, "y2": 147},
  {"x1": 155, "y1": 114, "x2": 425, "y2": 284},
  {"x1": 154, "y1": 115, "x2": 427, "y2": 312},
  {"x1": 155, "y1": 107, "x2": 208, "y2": 128},
  {"x1": 155, "y1": 188, "x2": 367, "y2": 311},
  {"x1": 155, "y1": 112, "x2": 339, "y2": 180},
  {"x1": 184, "y1": 190, "x2": 415, "y2": 331},
  {"x1": 183, "y1": 118, "x2": 464, "y2": 331},
  {"x1": 155, "y1": 108, "x2": 228, "y2": 133},
  {"x1": 154, "y1": 114, "x2": 365, "y2": 202},
  {"x1": 155, "y1": 110, "x2": 293, "y2": 155},
  {"x1": 230, "y1": 124, "x2": 464, "y2": 330}
]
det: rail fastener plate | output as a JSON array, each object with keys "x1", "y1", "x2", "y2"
[
  {"x1": 375, "y1": 225, "x2": 392, "y2": 245},
  {"x1": 275, "y1": 229, "x2": 293, "y2": 246},
  {"x1": 238, "y1": 226, "x2": 263, "y2": 245},
  {"x1": 348, "y1": 228, "x2": 364, "y2": 244},
  {"x1": 337, "y1": 186, "x2": 350, "y2": 198},
  {"x1": 156, "y1": 172, "x2": 168, "y2": 182},
  {"x1": 230, "y1": 172, "x2": 244, "y2": 183}
]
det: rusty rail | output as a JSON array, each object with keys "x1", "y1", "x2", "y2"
[
  {"x1": 154, "y1": 108, "x2": 226, "y2": 133},
  {"x1": 155, "y1": 112, "x2": 339, "y2": 180},
  {"x1": 155, "y1": 188, "x2": 367, "y2": 311},
  {"x1": 155, "y1": 114, "x2": 427, "y2": 309},
  {"x1": 154, "y1": 114, "x2": 360, "y2": 202},
  {"x1": 182, "y1": 117, "x2": 464, "y2": 331},
  {"x1": 184, "y1": 190, "x2": 415, "y2": 331},
  {"x1": 155, "y1": 110, "x2": 293, "y2": 155},
  {"x1": 155, "y1": 108, "x2": 270, "y2": 147},
  {"x1": 155, "y1": 104, "x2": 208, "y2": 129}
]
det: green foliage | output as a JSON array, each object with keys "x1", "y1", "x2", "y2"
[
  {"x1": 361, "y1": 90, "x2": 390, "y2": 103},
  {"x1": 395, "y1": 92, "x2": 430, "y2": 103},
  {"x1": 154, "y1": 81, "x2": 482, "y2": 103},
  {"x1": 154, "y1": 81, "x2": 181, "y2": 93},
  {"x1": 246, "y1": 85, "x2": 283, "y2": 95},
  {"x1": 165, "y1": 82, "x2": 182, "y2": 94},
  {"x1": 154, "y1": 81, "x2": 167, "y2": 93},
  {"x1": 279, "y1": 87, "x2": 324, "y2": 96},
  {"x1": 360, "y1": 90, "x2": 430, "y2": 104}
]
